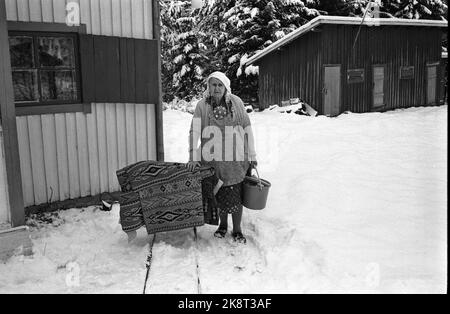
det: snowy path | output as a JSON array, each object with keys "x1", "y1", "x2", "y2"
[
  {"x1": 143, "y1": 223, "x2": 267, "y2": 294},
  {"x1": 143, "y1": 215, "x2": 329, "y2": 294},
  {"x1": 0, "y1": 105, "x2": 446, "y2": 293},
  {"x1": 194, "y1": 224, "x2": 267, "y2": 294},
  {"x1": 143, "y1": 229, "x2": 199, "y2": 293}
]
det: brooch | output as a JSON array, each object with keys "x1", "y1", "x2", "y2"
[{"x1": 213, "y1": 105, "x2": 228, "y2": 120}]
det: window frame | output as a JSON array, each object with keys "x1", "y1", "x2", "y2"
[
  {"x1": 9, "y1": 31, "x2": 82, "y2": 106},
  {"x1": 7, "y1": 21, "x2": 90, "y2": 116}
]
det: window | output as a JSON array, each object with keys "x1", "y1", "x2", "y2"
[
  {"x1": 400, "y1": 66, "x2": 414, "y2": 79},
  {"x1": 9, "y1": 32, "x2": 81, "y2": 106},
  {"x1": 7, "y1": 21, "x2": 159, "y2": 116},
  {"x1": 347, "y1": 69, "x2": 364, "y2": 84}
]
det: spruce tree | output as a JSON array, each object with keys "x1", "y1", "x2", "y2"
[
  {"x1": 381, "y1": 0, "x2": 448, "y2": 20},
  {"x1": 160, "y1": 0, "x2": 209, "y2": 102},
  {"x1": 198, "y1": 0, "x2": 321, "y2": 103}
]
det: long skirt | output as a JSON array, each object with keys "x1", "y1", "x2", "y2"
[{"x1": 215, "y1": 182, "x2": 243, "y2": 214}]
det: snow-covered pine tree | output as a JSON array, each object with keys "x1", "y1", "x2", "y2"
[
  {"x1": 198, "y1": 0, "x2": 321, "y2": 104},
  {"x1": 197, "y1": 0, "x2": 237, "y2": 72},
  {"x1": 160, "y1": 0, "x2": 209, "y2": 101},
  {"x1": 380, "y1": 0, "x2": 448, "y2": 20},
  {"x1": 314, "y1": 0, "x2": 369, "y2": 16}
]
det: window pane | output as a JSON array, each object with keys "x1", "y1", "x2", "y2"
[
  {"x1": 9, "y1": 36, "x2": 34, "y2": 68},
  {"x1": 12, "y1": 70, "x2": 39, "y2": 102},
  {"x1": 38, "y1": 37, "x2": 75, "y2": 67},
  {"x1": 41, "y1": 70, "x2": 78, "y2": 101}
]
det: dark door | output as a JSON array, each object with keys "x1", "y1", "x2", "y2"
[{"x1": 323, "y1": 65, "x2": 341, "y2": 116}]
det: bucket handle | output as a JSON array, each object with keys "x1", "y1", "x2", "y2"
[{"x1": 250, "y1": 165, "x2": 264, "y2": 191}]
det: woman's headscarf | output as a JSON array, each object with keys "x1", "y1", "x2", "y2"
[
  {"x1": 202, "y1": 71, "x2": 247, "y2": 126},
  {"x1": 202, "y1": 71, "x2": 232, "y2": 101}
]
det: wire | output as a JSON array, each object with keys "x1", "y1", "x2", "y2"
[
  {"x1": 193, "y1": 227, "x2": 203, "y2": 294},
  {"x1": 350, "y1": 0, "x2": 375, "y2": 65}
]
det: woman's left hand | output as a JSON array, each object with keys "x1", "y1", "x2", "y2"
[{"x1": 186, "y1": 161, "x2": 201, "y2": 172}]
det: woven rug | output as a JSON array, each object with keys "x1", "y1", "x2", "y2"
[
  {"x1": 116, "y1": 161, "x2": 218, "y2": 234},
  {"x1": 117, "y1": 191, "x2": 145, "y2": 233}
]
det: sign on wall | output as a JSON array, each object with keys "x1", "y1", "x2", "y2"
[
  {"x1": 400, "y1": 66, "x2": 415, "y2": 79},
  {"x1": 347, "y1": 69, "x2": 365, "y2": 84}
]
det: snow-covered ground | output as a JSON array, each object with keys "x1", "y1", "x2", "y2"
[{"x1": 0, "y1": 105, "x2": 446, "y2": 294}]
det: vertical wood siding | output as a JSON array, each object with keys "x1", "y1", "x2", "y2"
[
  {"x1": 321, "y1": 25, "x2": 441, "y2": 113},
  {"x1": 16, "y1": 103, "x2": 158, "y2": 207},
  {"x1": 6, "y1": 0, "x2": 158, "y2": 206},
  {"x1": 258, "y1": 31, "x2": 323, "y2": 111},
  {"x1": 258, "y1": 24, "x2": 442, "y2": 114}
]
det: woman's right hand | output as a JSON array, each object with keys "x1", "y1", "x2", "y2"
[{"x1": 186, "y1": 161, "x2": 201, "y2": 172}]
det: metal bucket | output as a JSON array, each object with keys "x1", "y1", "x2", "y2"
[{"x1": 242, "y1": 167, "x2": 271, "y2": 210}]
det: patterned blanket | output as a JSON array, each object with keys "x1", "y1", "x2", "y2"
[{"x1": 116, "y1": 161, "x2": 218, "y2": 234}]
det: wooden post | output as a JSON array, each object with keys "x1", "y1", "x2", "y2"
[
  {"x1": 152, "y1": 0, "x2": 165, "y2": 161},
  {"x1": 0, "y1": 0, "x2": 25, "y2": 227}
]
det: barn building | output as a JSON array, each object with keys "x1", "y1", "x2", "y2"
[{"x1": 245, "y1": 15, "x2": 448, "y2": 115}]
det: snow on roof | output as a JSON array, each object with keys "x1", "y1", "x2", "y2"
[{"x1": 245, "y1": 15, "x2": 448, "y2": 66}]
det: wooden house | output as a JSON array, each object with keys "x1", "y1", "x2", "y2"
[
  {"x1": 0, "y1": 0, "x2": 164, "y2": 249},
  {"x1": 245, "y1": 15, "x2": 448, "y2": 115}
]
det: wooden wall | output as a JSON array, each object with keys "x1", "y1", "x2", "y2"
[
  {"x1": 321, "y1": 24, "x2": 442, "y2": 113},
  {"x1": 5, "y1": 0, "x2": 153, "y2": 38},
  {"x1": 258, "y1": 31, "x2": 323, "y2": 111},
  {"x1": 15, "y1": 104, "x2": 157, "y2": 206},
  {"x1": 5, "y1": 0, "x2": 158, "y2": 207},
  {"x1": 257, "y1": 24, "x2": 443, "y2": 114},
  {"x1": 0, "y1": 127, "x2": 11, "y2": 224}
]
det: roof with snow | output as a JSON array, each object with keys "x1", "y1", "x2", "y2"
[{"x1": 245, "y1": 15, "x2": 448, "y2": 66}]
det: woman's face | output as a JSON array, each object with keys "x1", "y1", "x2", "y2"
[{"x1": 209, "y1": 78, "x2": 226, "y2": 99}]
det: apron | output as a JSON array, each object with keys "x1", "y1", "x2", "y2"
[
  {"x1": 204, "y1": 101, "x2": 250, "y2": 214},
  {"x1": 203, "y1": 101, "x2": 250, "y2": 187}
]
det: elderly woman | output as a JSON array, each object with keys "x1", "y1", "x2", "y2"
[{"x1": 186, "y1": 71, "x2": 257, "y2": 244}]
